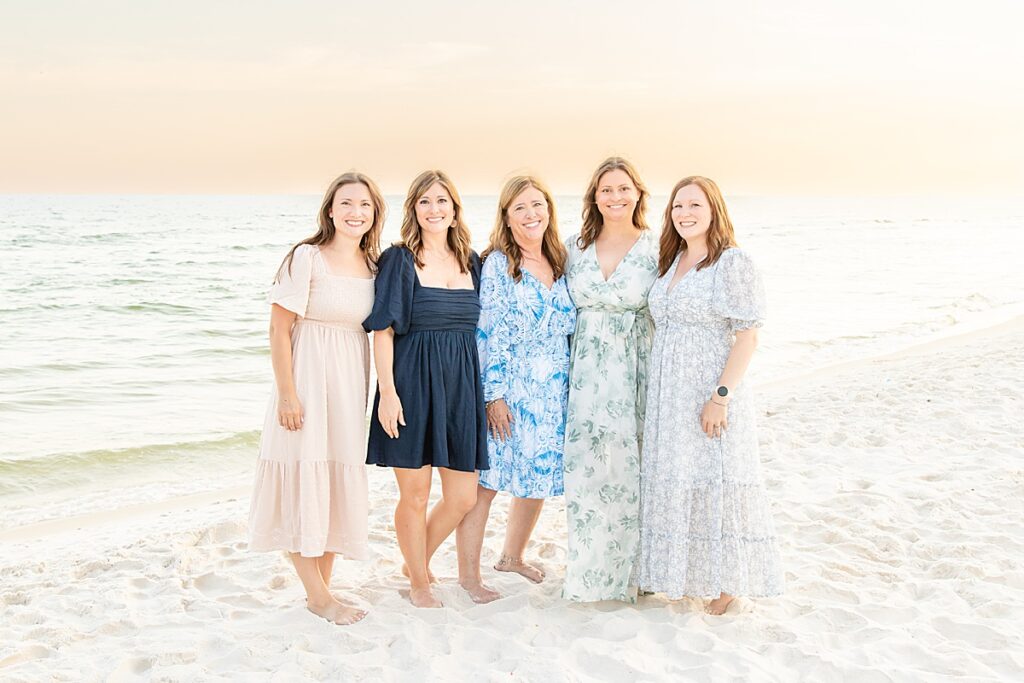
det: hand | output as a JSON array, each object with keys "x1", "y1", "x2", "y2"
[
  {"x1": 378, "y1": 389, "x2": 406, "y2": 439},
  {"x1": 700, "y1": 400, "x2": 728, "y2": 439},
  {"x1": 278, "y1": 392, "x2": 304, "y2": 431},
  {"x1": 486, "y1": 399, "x2": 514, "y2": 442}
]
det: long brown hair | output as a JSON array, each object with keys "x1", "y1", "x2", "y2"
[
  {"x1": 577, "y1": 156, "x2": 650, "y2": 250},
  {"x1": 398, "y1": 170, "x2": 473, "y2": 273},
  {"x1": 277, "y1": 171, "x2": 386, "y2": 279},
  {"x1": 657, "y1": 176, "x2": 738, "y2": 276},
  {"x1": 481, "y1": 175, "x2": 567, "y2": 283}
]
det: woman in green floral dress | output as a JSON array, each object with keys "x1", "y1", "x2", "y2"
[{"x1": 562, "y1": 157, "x2": 660, "y2": 602}]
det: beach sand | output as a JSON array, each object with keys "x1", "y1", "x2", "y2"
[{"x1": 2, "y1": 319, "x2": 1022, "y2": 682}]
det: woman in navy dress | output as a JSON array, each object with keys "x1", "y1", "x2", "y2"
[
  {"x1": 363, "y1": 169, "x2": 488, "y2": 608},
  {"x1": 455, "y1": 176, "x2": 576, "y2": 600}
]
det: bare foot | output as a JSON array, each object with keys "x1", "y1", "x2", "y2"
[
  {"x1": 409, "y1": 586, "x2": 443, "y2": 608},
  {"x1": 331, "y1": 592, "x2": 361, "y2": 608},
  {"x1": 705, "y1": 593, "x2": 736, "y2": 615},
  {"x1": 402, "y1": 564, "x2": 438, "y2": 584},
  {"x1": 459, "y1": 580, "x2": 500, "y2": 604},
  {"x1": 494, "y1": 555, "x2": 545, "y2": 584},
  {"x1": 306, "y1": 598, "x2": 368, "y2": 625}
]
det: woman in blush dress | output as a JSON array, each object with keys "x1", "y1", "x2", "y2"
[
  {"x1": 249, "y1": 171, "x2": 385, "y2": 626},
  {"x1": 562, "y1": 157, "x2": 660, "y2": 603},
  {"x1": 635, "y1": 176, "x2": 783, "y2": 615},
  {"x1": 455, "y1": 176, "x2": 576, "y2": 596},
  {"x1": 363, "y1": 170, "x2": 488, "y2": 608}
]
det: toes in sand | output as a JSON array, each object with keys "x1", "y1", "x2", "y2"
[
  {"x1": 705, "y1": 594, "x2": 736, "y2": 616},
  {"x1": 459, "y1": 581, "x2": 501, "y2": 604},
  {"x1": 306, "y1": 598, "x2": 368, "y2": 625},
  {"x1": 408, "y1": 586, "x2": 443, "y2": 608},
  {"x1": 494, "y1": 556, "x2": 545, "y2": 584}
]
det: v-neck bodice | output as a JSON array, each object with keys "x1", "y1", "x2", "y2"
[{"x1": 565, "y1": 230, "x2": 659, "y2": 313}]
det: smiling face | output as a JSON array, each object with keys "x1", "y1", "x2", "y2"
[
  {"x1": 414, "y1": 181, "x2": 454, "y2": 235},
  {"x1": 506, "y1": 185, "x2": 549, "y2": 249},
  {"x1": 594, "y1": 169, "x2": 639, "y2": 224},
  {"x1": 671, "y1": 183, "x2": 712, "y2": 245},
  {"x1": 328, "y1": 182, "x2": 375, "y2": 240}
]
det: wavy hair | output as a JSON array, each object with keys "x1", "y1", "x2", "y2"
[
  {"x1": 398, "y1": 170, "x2": 473, "y2": 273},
  {"x1": 277, "y1": 171, "x2": 386, "y2": 279},
  {"x1": 481, "y1": 175, "x2": 567, "y2": 283},
  {"x1": 577, "y1": 156, "x2": 650, "y2": 250},
  {"x1": 658, "y1": 176, "x2": 738, "y2": 276}
]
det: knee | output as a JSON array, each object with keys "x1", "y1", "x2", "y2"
[
  {"x1": 398, "y1": 490, "x2": 430, "y2": 513},
  {"x1": 450, "y1": 488, "x2": 478, "y2": 515}
]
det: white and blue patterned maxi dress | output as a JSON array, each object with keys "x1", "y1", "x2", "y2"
[
  {"x1": 476, "y1": 251, "x2": 577, "y2": 498},
  {"x1": 635, "y1": 248, "x2": 784, "y2": 599}
]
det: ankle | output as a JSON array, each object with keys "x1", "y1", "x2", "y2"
[{"x1": 306, "y1": 595, "x2": 335, "y2": 609}]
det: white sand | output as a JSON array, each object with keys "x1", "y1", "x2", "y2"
[{"x1": 2, "y1": 319, "x2": 1023, "y2": 682}]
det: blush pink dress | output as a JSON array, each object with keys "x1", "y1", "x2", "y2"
[{"x1": 248, "y1": 244, "x2": 372, "y2": 559}]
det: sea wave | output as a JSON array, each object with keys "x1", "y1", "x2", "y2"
[{"x1": 0, "y1": 431, "x2": 259, "y2": 497}]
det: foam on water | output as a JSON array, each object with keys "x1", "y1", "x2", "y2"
[{"x1": 1, "y1": 193, "x2": 1022, "y2": 520}]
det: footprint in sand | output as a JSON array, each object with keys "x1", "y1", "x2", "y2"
[
  {"x1": 599, "y1": 616, "x2": 639, "y2": 642},
  {"x1": 73, "y1": 560, "x2": 111, "y2": 580},
  {"x1": 2, "y1": 590, "x2": 30, "y2": 606},
  {"x1": 108, "y1": 655, "x2": 154, "y2": 678},
  {"x1": 193, "y1": 572, "x2": 240, "y2": 598},
  {"x1": 129, "y1": 576, "x2": 155, "y2": 590},
  {"x1": 931, "y1": 616, "x2": 1011, "y2": 650},
  {"x1": 0, "y1": 644, "x2": 53, "y2": 668},
  {"x1": 535, "y1": 542, "x2": 561, "y2": 559}
]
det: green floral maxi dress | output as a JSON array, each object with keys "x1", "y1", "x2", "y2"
[{"x1": 562, "y1": 230, "x2": 659, "y2": 602}]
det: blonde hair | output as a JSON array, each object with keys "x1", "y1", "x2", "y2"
[
  {"x1": 278, "y1": 171, "x2": 386, "y2": 279},
  {"x1": 577, "y1": 156, "x2": 650, "y2": 250},
  {"x1": 657, "y1": 176, "x2": 738, "y2": 276},
  {"x1": 481, "y1": 176, "x2": 567, "y2": 282},
  {"x1": 398, "y1": 170, "x2": 473, "y2": 273}
]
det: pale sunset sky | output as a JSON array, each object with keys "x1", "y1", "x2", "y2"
[{"x1": 2, "y1": 0, "x2": 1022, "y2": 195}]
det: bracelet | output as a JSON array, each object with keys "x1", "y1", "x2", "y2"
[
  {"x1": 710, "y1": 399, "x2": 729, "y2": 407},
  {"x1": 486, "y1": 398, "x2": 504, "y2": 407}
]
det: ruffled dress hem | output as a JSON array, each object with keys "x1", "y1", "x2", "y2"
[{"x1": 249, "y1": 459, "x2": 368, "y2": 559}]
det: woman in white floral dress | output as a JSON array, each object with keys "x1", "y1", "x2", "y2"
[
  {"x1": 562, "y1": 157, "x2": 659, "y2": 603},
  {"x1": 635, "y1": 176, "x2": 784, "y2": 614}
]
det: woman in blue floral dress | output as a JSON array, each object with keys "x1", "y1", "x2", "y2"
[{"x1": 456, "y1": 176, "x2": 576, "y2": 596}]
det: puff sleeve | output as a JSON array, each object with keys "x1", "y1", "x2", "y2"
[
  {"x1": 712, "y1": 248, "x2": 766, "y2": 332},
  {"x1": 268, "y1": 244, "x2": 315, "y2": 317},
  {"x1": 476, "y1": 252, "x2": 514, "y2": 402},
  {"x1": 362, "y1": 246, "x2": 415, "y2": 335}
]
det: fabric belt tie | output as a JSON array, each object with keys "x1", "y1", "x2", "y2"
[{"x1": 577, "y1": 308, "x2": 638, "y2": 334}]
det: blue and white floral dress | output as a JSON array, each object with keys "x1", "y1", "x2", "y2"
[{"x1": 476, "y1": 251, "x2": 576, "y2": 498}]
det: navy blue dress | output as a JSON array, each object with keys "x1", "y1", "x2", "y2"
[{"x1": 363, "y1": 246, "x2": 489, "y2": 472}]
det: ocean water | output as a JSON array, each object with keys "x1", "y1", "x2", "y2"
[{"x1": 2, "y1": 194, "x2": 1022, "y2": 527}]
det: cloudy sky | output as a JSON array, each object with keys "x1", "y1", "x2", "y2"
[{"x1": 2, "y1": 0, "x2": 1022, "y2": 195}]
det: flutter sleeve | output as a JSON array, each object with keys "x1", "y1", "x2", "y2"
[
  {"x1": 362, "y1": 246, "x2": 415, "y2": 335},
  {"x1": 712, "y1": 248, "x2": 766, "y2": 332},
  {"x1": 268, "y1": 244, "x2": 315, "y2": 317},
  {"x1": 476, "y1": 252, "x2": 514, "y2": 402}
]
